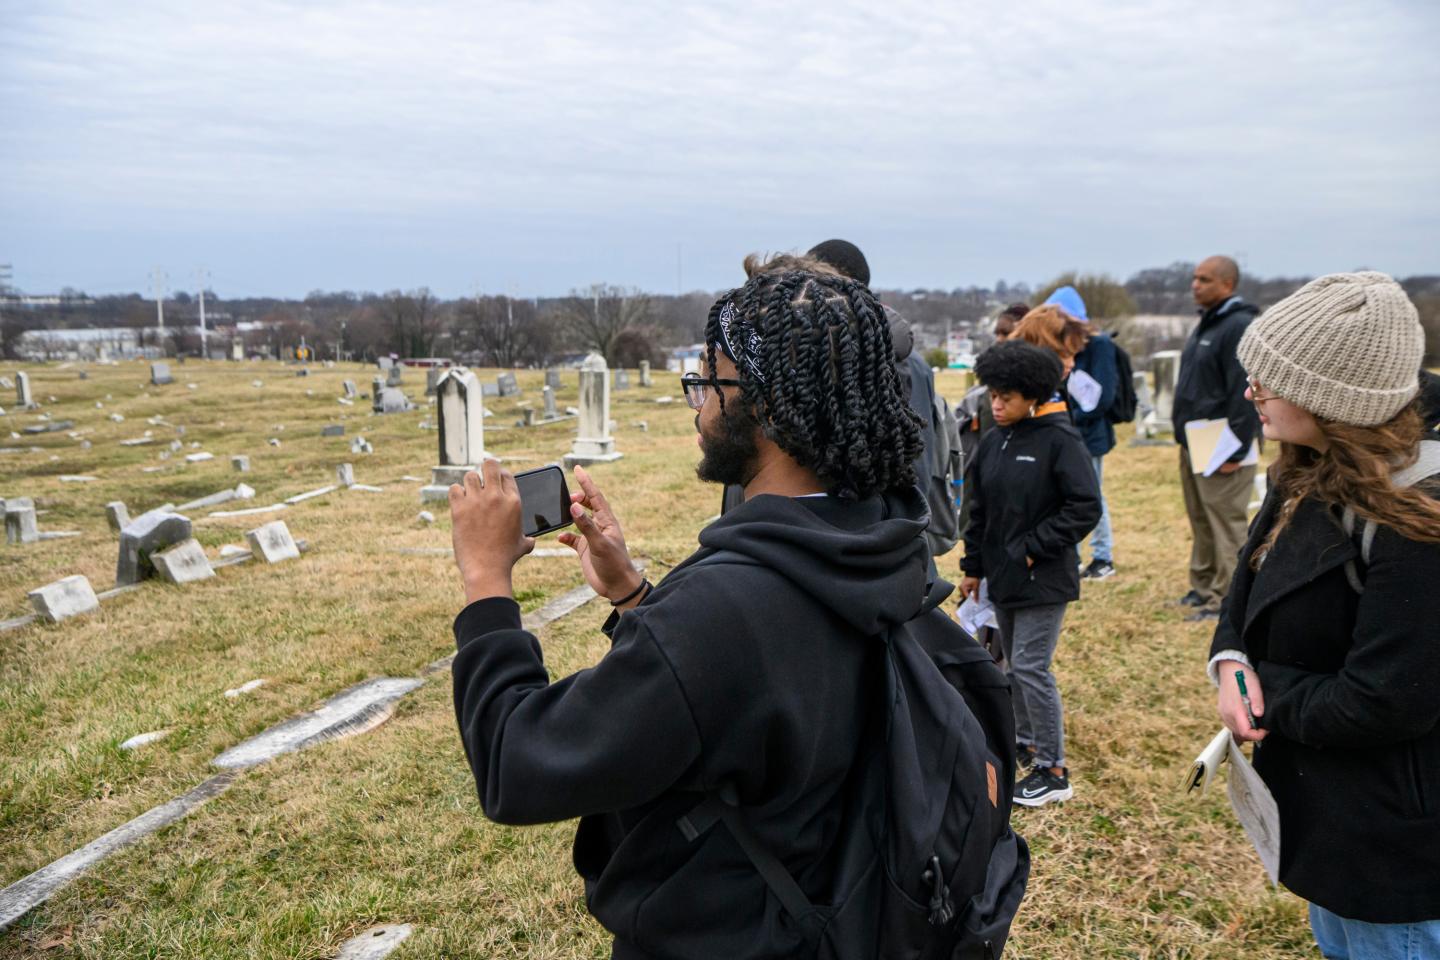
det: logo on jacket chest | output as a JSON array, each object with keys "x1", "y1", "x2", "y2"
[{"x1": 1014, "y1": 455, "x2": 1036, "y2": 463}]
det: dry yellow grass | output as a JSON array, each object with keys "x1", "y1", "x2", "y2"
[{"x1": 0, "y1": 361, "x2": 1311, "y2": 957}]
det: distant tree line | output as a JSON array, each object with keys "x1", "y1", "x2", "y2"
[{"x1": 5, "y1": 263, "x2": 1438, "y2": 366}]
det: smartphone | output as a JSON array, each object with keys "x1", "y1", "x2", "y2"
[{"x1": 514, "y1": 464, "x2": 573, "y2": 537}]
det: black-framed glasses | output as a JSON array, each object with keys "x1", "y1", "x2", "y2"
[{"x1": 680, "y1": 374, "x2": 742, "y2": 411}]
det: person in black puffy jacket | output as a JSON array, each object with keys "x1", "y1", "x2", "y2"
[{"x1": 960, "y1": 340, "x2": 1100, "y2": 807}]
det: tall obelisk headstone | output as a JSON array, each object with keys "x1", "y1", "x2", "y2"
[
  {"x1": 564, "y1": 353, "x2": 623, "y2": 468},
  {"x1": 1149, "y1": 350, "x2": 1181, "y2": 436},
  {"x1": 16, "y1": 372, "x2": 35, "y2": 410},
  {"x1": 421, "y1": 368, "x2": 488, "y2": 502}
]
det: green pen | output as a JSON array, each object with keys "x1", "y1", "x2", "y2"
[{"x1": 1235, "y1": 670, "x2": 1258, "y2": 730}]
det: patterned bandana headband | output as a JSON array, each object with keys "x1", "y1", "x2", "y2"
[{"x1": 715, "y1": 300, "x2": 767, "y2": 384}]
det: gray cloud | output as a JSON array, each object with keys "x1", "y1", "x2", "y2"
[{"x1": 1, "y1": 0, "x2": 1437, "y2": 296}]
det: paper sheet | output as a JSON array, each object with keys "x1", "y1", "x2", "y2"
[
  {"x1": 1067, "y1": 368, "x2": 1103, "y2": 413},
  {"x1": 957, "y1": 579, "x2": 998, "y2": 637},
  {"x1": 1186, "y1": 727, "x2": 1281, "y2": 885},
  {"x1": 1184, "y1": 418, "x2": 1244, "y2": 476},
  {"x1": 1226, "y1": 737, "x2": 1281, "y2": 885}
]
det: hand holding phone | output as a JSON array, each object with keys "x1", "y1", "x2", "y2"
[{"x1": 512, "y1": 465, "x2": 573, "y2": 538}]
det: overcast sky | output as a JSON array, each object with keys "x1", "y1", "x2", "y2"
[{"x1": 2, "y1": 0, "x2": 1437, "y2": 299}]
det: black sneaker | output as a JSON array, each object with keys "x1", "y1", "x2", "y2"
[
  {"x1": 1016, "y1": 744, "x2": 1037, "y2": 771},
  {"x1": 1081, "y1": 559, "x2": 1116, "y2": 581},
  {"x1": 1178, "y1": 590, "x2": 1206, "y2": 607},
  {"x1": 1014, "y1": 768, "x2": 1073, "y2": 807}
]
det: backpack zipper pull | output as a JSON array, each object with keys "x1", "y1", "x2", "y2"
[{"x1": 923, "y1": 854, "x2": 955, "y2": 926}]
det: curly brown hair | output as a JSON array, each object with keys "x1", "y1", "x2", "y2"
[{"x1": 1252, "y1": 402, "x2": 1440, "y2": 567}]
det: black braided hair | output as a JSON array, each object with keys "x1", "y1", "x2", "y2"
[
  {"x1": 704, "y1": 260, "x2": 923, "y2": 500},
  {"x1": 973, "y1": 339, "x2": 1064, "y2": 402}
]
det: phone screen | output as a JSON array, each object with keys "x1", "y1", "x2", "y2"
[{"x1": 514, "y1": 465, "x2": 572, "y2": 537}]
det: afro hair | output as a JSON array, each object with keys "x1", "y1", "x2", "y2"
[{"x1": 973, "y1": 339, "x2": 1064, "y2": 402}]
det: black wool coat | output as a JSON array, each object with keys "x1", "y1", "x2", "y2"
[{"x1": 1208, "y1": 491, "x2": 1440, "y2": 923}]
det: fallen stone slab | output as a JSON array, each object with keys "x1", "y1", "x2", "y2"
[
  {"x1": 58, "y1": 475, "x2": 97, "y2": 483},
  {"x1": 204, "y1": 503, "x2": 288, "y2": 519},
  {"x1": 284, "y1": 485, "x2": 337, "y2": 505},
  {"x1": 119, "y1": 730, "x2": 171, "y2": 751},
  {"x1": 321, "y1": 424, "x2": 345, "y2": 437},
  {"x1": 177, "y1": 483, "x2": 255, "y2": 512},
  {"x1": 27, "y1": 575, "x2": 100, "y2": 623},
  {"x1": 151, "y1": 538, "x2": 216, "y2": 584},
  {"x1": 224, "y1": 678, "x2": 266, "y2": 698},
  {"x1": 212, "y1": 677, "x2": 424, "y2": 769},
  {"x1": 119, "y1": 437, "x2": 153, "y2": 446},
  {"x1": 116, "y1": 511, "x2": 193, "y2": 586},
  {"x1": 184, "y1": 452, "x2": 214, "y2": 463},
  {"x1": 0, "y1": 771, "x2": 237, "y2": 931},
  {"x1": 23, "y1": 420, "x2": 74, "y2": 434},
  {"x1": 349, "y1": 483, "x2": 383, "y2": 492},
  {"x1": 245, "y1": 520, "x2": 300, "y2": 563},
  {"x1": 336, "y1": 924, "x2": 415, "y2": 960},
  {"x1": 36, "y1": 531, "x2": 82, "y2": 541}
]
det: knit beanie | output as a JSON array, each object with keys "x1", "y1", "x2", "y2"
[{"x1": 1236, "y1": 272, "x2": 1424, "y2": 427}]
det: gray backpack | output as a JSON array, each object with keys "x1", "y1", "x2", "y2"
[{"x1": 1341, "y1": 439, "x2": 1440, "y2": 593}]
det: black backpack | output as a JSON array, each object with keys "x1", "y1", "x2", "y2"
[
  {"x1": 1105, "y1": 340, "x2": 1138, "y2": 424},
  {"x1": 679, "y1": 564, "x2": 1030, "y2": 960}
]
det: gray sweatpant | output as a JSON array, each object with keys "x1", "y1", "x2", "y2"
[{"x1": 996, "y1": 601, "x2": 1068, "y2": 770}]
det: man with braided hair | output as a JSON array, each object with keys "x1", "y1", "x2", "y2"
[{"x1": 448, "y1": 254, "x2": 931, "y2": 958}]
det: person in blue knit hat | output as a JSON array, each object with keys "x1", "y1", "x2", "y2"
[{"x1": 1044, "y1": 286, "x2": 1120, "y2": 580}]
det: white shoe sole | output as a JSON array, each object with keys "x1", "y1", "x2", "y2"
[{"x1": 1013, "y1": 786, "x2": 1074, "y2": 807}]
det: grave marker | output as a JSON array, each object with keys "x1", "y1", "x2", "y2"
[
  {"x1": 1149, "y1": 350, "x2": 1181, "y2": 434},
  {"x1": 386, "y1": 365, "x2": 403, "y2": 387},
  {"x1": 543, "y1": 385, "x2": 557, "y2": 420},
  {"x1": 245, "y1": 520, "x2": 301, "y2": 563},
  {"x1": 613, "y1": 368, "x2": 631, "y2": 390},
  {"x1": 564, "y1": 353, "x2": 623, "y2": 468},
  {"x1": 4, "y1": 499, "x2": 38, "y2": 544},
  {"x1": 150, "y1": 362, "x2": 173, "y2": 386},
  {"x1": 231, "y1": 455, "x2": 251, "y2": 472},
  {"x1": 116, "y1": 510, "x2": 193, "y2": 585},
  {"x1": 15, "y1": 372, "x2": 35, "y2": 409},
  {"x1": 545, "y1": 368, "x2": 562, "y2": 390},
  {"x1": 421, "y1": 368, "x2": 488, "y2": 502},
  {"x1": 342, "y1": 380, "x2": 358, "y2": 399},
  {"x1": 105, "y1": 501, "x2": 130, "y2": 533},
  {"x1": 426, "y1": 367, "x2": 442, "y2": 396},
  {"x1": 639, "y1": 359, "x2": 652, "y2": 387},
  {"x1": 151, "y1": 538, "x2": 216, "y2": 584},
  {"x1": 27, "y1": 575, "x2": 100, "y2": 623},
  {"x1": 336, "y1": 463, "x2": 355, "y2": 486},
  {"x1": 321, "y1": 424, "x2": 345, "y2": 437},
  {"x1": 496, "y1": 371, "x2": 520, "y2": 397}
]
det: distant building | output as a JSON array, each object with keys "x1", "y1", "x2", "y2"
[{"x1": 18, "y1": 327, "x2": 149, "y2": 360}]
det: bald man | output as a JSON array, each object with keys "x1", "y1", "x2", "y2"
[{"x1": 1171, "y1": 256, "x2": 1260, "y2": 621}]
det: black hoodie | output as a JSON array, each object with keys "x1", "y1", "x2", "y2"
[
  {"x1": 959, "y1": 409, "x2": 1101, "y2": 607},
  {"x1": 1173, "y1": 296, "x2": 1261, "y2": 457},
  {"x1": 452, "y1": 487, "x2": 929, "y2": 960}
]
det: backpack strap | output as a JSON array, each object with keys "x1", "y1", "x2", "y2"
[
  {"x1": 677, "y1": 792, "x2": 818, "y2": 922},
  {"x1": 1342, "y1": 439, "x2": 1440, "y2": 592}
]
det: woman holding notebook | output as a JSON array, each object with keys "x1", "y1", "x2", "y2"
[{"x1": 1206, "y1": 273, "x2": 1440, "y2": 957}]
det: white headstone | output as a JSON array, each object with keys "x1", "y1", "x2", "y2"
[
  {"x1": 422, "y1": 368, "x2": 488, "y2": 502},
  {"x1": 116, "y1": 510, "x2": 193, "y2": 585},
  {"x1": 1150, "y1": 350, "x2": 1181, "y2": 432},
  {"x1": 639, "y1": 360, "x2": 652, "y2": 387},
  {"x1": 4, "y1": 498, "x2": 38, "y2": 544},
  {"x1": 564, "y1": 353, "x2": 623, "y2": 468},
  {"x1": 543, "y1": 385, "x2": 557, "y2": 420},
  {"x1": 496, "y1": 372, "x2": 520, "y2": 397},
  {"x1": 151, "y1": 538, "x2": 215, "y2": 584},
  {"x1": 15, "y1": 372, "x2": 34, "y2": 409},
  {"x1": 545, "y1": 368, "x2": 562, "y2": 390},
  {"x1": 245, "y1": 520, "x2": 300, "y2": 563},
  {"x1": 342, "y1": 380, "x2": 358, "y2": 399},
  {"x1": 105, "y1": 501, "x2": 130, "y2": 533},
  {"x1": 336, "y1": 463, "x2": 355, "y2": 487},
  {"x1": 150, "y1": 362, "x2": 173, "y2": 386},
  {"x1": 231, "y1": 455, "x2": 251, "y2": 472},
  {"x1": 27, "y1": 575, "x2": 100, "y2": 622}
]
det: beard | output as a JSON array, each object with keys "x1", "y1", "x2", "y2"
[{"x1": 695, "y1": 402, "x2": 761, "y2": 487}]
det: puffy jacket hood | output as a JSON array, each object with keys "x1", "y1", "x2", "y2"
[
  {"x1": 1044, "y1": 285, "x2": 1089, "y2": 321},
  {"x1": 697, "y1": 485, "x2": 930, "y2": 636}
]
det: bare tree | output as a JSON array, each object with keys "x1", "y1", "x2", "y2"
[
  {"x1": 556, "y1": 284, "x2": 653, "y2": 363},
  {"x1": 456, "y1": 295, "x2": 543, "y2": 367},
  {"x1": 382, "y1": 288, "x2": 444, "y2": 357}
]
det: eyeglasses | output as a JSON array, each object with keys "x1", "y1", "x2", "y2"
[
  {"x1": 1248, "y1": 379, "x2": 1278, "y2": 404},
  {"x1": 680, "y1": 374, "x2": 743, "y2": 411}
]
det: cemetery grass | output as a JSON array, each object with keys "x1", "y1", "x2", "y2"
[{"x1": 0, "y1": 362, "x2": 1310, "y2": 958}]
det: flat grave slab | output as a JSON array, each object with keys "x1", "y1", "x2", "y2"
[{"x1": 27, "y1": 575, "x2": 100, "y2": 622}]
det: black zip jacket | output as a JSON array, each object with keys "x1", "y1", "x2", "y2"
[
  {"x1": 959, "y1": 409, "x2": 1101, "y2": 607},
  {"x1": 453, "y1": 488, "x2": 929, "y2": 959},
  {"x1": 1172, "y1": 297, "x2": 1260, "y2": 457},
  {"x1": 1208, "y1": 492, "x2": 1440, "y2": 922}
]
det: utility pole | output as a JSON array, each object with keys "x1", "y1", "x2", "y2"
[
  {"x1": 151, "y1": 267, "x2": 168, "y2": 355},
  {"x1": 195, "y1": 268, "x2": 210, "y2": 358}
]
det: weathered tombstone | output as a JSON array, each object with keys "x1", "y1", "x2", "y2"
[
  {"x1": 150, "y1": 362, "x2": 173, "y2": 386},
  {"x1": 639, "y1": 360, "x2": 652, "y2": 387},
  {"x1": 342, "y1": 380, "x2": 358, "y2": 399},
  {"x1": 1132, "y1": 370, "x2": 1158, "y2": 438},
  {"x1": 386, "y1": 364, "x2": 403, "y2": 387},
  {"x1": 152, "y1": 538, "x2": 215, "y2": 584},
  {"x1": 115, "y1": 510, "x2": 193, "y2": 585},
  {"x1": 295, "y1": 367, "x2": 309, "y2": 377},
  {"x1": 613, "y1": 369, "x2": 631, "y2": 390},
  {"x1": 78, "y1": 370, "x2": 89, "y2": 381},
  {"x1": 371, "y1": 376, "x2": 386, "y2": 410},
  {"x1": 1149, "y1": 350, "x2": 1181, "y2": 434},
  {"x1": 231, "y1": 341, "x2": 244, "y2": 361},
  {"x1": 545, "y1": 368, "x2": 562, "y2": 390},
  {"x1": 350, "y1": 436, "x2": 373, "y2": 454},
  {"x1": 336, "y1": 463, "x2": 355, "y2": 486},
  {"x1": 105, "y1": 501, "x2": 131, "y2": 533},
  {"x1": 5, "y1": 498, "x2": 39, "y2": 544},
  {"x1": 321, "y1": 424, "x2": 345, "y2": 437},
  {"x1": 28, "y1": 575, "x2": 100, "y2": 622},
  {"x1": 496, "y1": 372, "x2": 519, "y2": 398},
  {"x1": 521, "y1": 407, "x2": 536, "y2": 427},
  {"x1": 564, "y1": 353, "x2": 623, "y2": 468},
  {"x1": 421, "y1": 368, "x2": 487, "y2": 502},
  {"x1": 543, "y1": 385, "x2": 557, "y2": 420},
  {"x1": 426, "y1": 367, "x2": 443, "y2": 396},
  {"x1": 377, "y1": 357, "x2": 393, "y2": 372},
  {"x1": 246, "y1": 520, "x2": 300, "y2": 563},
  {"x1": 232, "y1": 454, "x2": 251, "y2": 472},
  {"x1": 16, "y1": 372, "x2": 35, "y2": 409}
]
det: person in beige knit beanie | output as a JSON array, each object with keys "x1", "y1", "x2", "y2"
[
  {"x1": 1207, "y1": 271, "x2": 1440, "y2": 956},
  {"x1": 1236, "y1": 271, "x2": 1424, "y2": 427}
]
